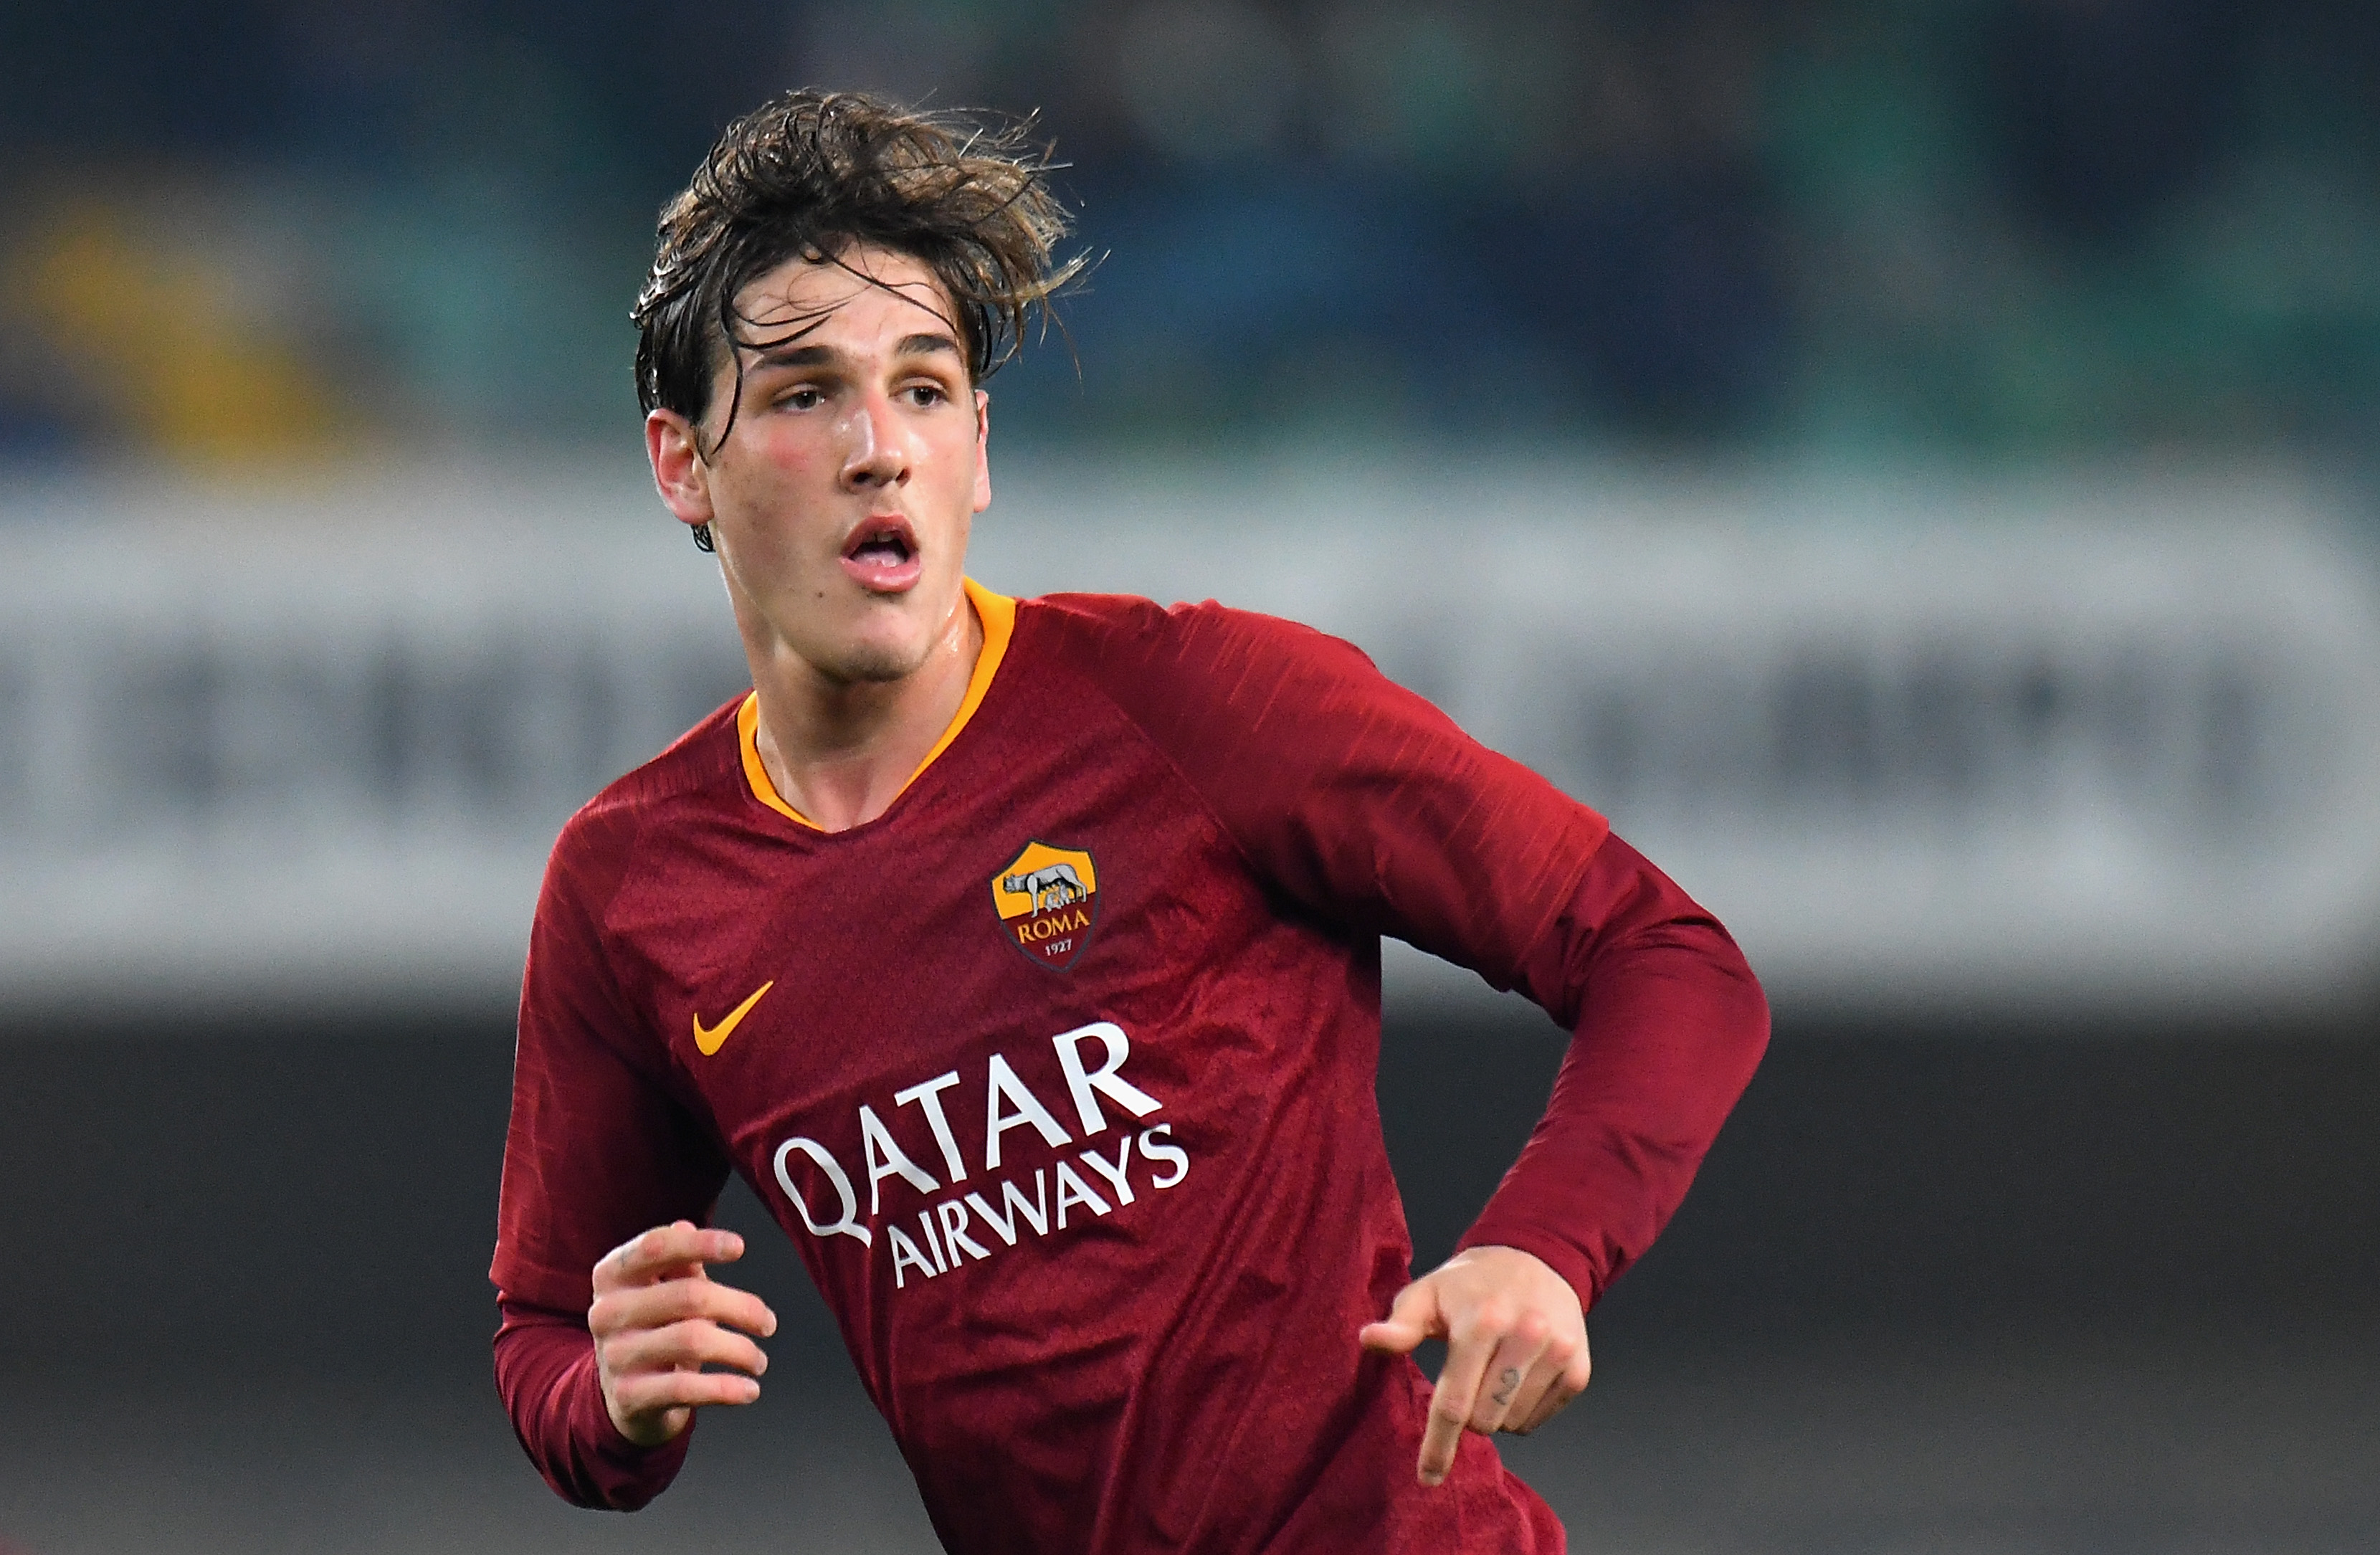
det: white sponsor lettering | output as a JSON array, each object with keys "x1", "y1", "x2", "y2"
[
  {"x1": 773, "y1": 1136, "x2": 870, "y2": 1246},
  {"x1": 916, "y1": 1209, "x2": 948, "y2": 1274},
  {"x1": 964, "y1": 1173, "x2": 1049, "y2": 1245},
  {"x1": 860, "y1": 1103, "x2": 940, "y2": 1212},
  {"x1": 1052, "y1": 1159, "x2": 1110, "y2": 1229},
  {"x1": 771, "y1": 1020, "x2": 1192, "y2": 1289},
  {"x1": 894, "y1": 1070, "x2": 970, "y2": 1183},
  {"x1": 937, "y1": 1198, "x2": 993, "y2": 1262},
  {"x1": 984, "y1": 1052, "x2": 1072, "y2": 1169},
  {"x1": 1138, "y1": 1123, "x2": 1189, "y2": 1189},
  {"x1": 887, "y1": 1224, "x2": 936, "y2": 1288},
  {"x1": 1052, "y1": 1022, "x2": 1163, "y2": 1136},
  {"x1": 1078, "y1": 1136, "x2": 1136, "y2": 1206}
]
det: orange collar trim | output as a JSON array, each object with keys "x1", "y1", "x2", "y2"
[{"x1": 736, "y1": 578, "x2": 1018, "y2": 831}]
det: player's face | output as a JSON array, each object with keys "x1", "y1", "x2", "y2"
[{"x1": 649, "y1": 244, "x2": 990, "y2": 686}]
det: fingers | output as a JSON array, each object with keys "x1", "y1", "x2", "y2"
[
  {"x1": 594, "y1": 1220, "x2": 747, "y2": 1294},
  {"x1": 608, "y1": 1365, "x2": 763, "y2": 1422},
  {"x1": 603, "y1": 1315, "x2": 773, "y2": 1384},
  {"x1": 590, "y1": 1220, "x2": 778, "y2": 1447},
  {"x1": 629, "y1": 1365, "x2": 762, "y2": 1414},
  {"x1": 1465, "y1": 1324, "x2": 1553, "y2": 1435},
  {"x1": 1357, "y1": 1278, "x2": 1444, "y2": 1356},
  {"x1": 596, "y1": 1303, "x2": 773, "y2": 1447},
  {"x1": 1510, "y1": 1376, "x2": 1585, "y2": 1435},
  {"x1": 1420, "y1": 1308, "x2": 1556, "y2": 1480},
  {"x1": 1376, "y1": 1246, "x2": 1592, "y2": 1485},
  {"x1": 589, "y1": 1265, "x2": 777, "y2": 1343},
  {"x1": 1509, "y1": 1331, "x2": 1592, "y2": 1435},
  {"x1": 1417, "y1": 1323, "x2": 1494, "y2": 1486}
]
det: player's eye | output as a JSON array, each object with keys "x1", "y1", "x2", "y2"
[
  {"x1": 777, "y1": 385, "x2": 825, "y2": 411},
  {"x1": 903, "y1": 384, "x2": 947, "y2": 408}
]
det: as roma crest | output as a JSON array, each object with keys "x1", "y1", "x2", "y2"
[{"x1": 991, "y1": 840, "x2": 1099, "y2": 971}]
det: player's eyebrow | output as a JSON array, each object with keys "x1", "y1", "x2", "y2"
[
  {"x1": 892, "y1": 331, "x2": 962, "y2": 361},
  {"x1": 746, "y1": 333, "x2": 961, "y2": 371},
  {"x1": 747, "y1": 343, "x2": 835, "y2": 371}
]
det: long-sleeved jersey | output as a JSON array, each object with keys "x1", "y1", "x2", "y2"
[{"x1": 492, "y1": 581, "x2": 1769, "y2": 1553}]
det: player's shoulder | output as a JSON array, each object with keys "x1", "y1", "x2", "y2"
[
  {"x1": 1009, "y1": 591, "x2": 1399, "y2": 782},
  {"x1": 1019, "y1": 591, "x2": 1376, "y2": 691},
  {"x1": 547, "y1": 693, "x2": 746, "y2": 880}
]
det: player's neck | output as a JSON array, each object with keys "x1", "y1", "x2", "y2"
[{"x1": 744, "y1": 594, "x2": 984, "y2": 833}]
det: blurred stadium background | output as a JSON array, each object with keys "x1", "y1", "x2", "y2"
[{"x1": 2, "y1": 2, "x2": 2376, "y2": 1551}]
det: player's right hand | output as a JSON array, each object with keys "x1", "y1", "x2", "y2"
[{"x1": 589, "y1": 1219, "x2": 778, "y2": 1447}]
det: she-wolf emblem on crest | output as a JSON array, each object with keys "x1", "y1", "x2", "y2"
[{"x1": 991, "y1": 840, "x2": 1100, "y2": 971}]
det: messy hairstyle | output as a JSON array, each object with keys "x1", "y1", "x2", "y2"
[{"x1": 633, "y1": 89, "x2": 1085, "y2": 550}]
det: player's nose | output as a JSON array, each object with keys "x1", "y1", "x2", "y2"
[{"x1": 838, "y1": 391, "x2": 910, "y2": 488}]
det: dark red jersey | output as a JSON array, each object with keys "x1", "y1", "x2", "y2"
[{"x1": 492, "y1": 582, "x2": 1769, "y2": 1553}]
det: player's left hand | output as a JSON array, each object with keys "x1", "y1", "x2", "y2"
[{"x1": 1358, "y1": 1245, "x2": 1591, "y2": 1487}]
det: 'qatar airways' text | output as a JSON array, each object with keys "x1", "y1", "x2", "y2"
[{"x1": 767, "y1": 1021, "x2": 1191, "y2": 1289}]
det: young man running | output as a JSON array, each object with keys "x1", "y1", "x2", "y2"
[{"x1": 492, "y1": 89, "x2": 1768, "y2": 1553}]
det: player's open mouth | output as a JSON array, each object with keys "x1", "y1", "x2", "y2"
[{"x1": 841, "y1": 516, "x2": 923, "y2": 593}]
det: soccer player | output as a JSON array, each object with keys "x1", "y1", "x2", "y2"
[{"x1": 492, "y1": 90, "x2": 1768, "y2": 1553}]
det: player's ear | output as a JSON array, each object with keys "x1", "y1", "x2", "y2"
[
  {"x1": 647, "y1": 409, "x2": 716, "y2": 531},
  {"x1": 971, "y1": 389, "x2": 991, "y2": 515}
]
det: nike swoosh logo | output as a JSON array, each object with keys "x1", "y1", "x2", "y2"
[{"x1": 692, "y1": 981, "x2": 774, "y2": 1057}]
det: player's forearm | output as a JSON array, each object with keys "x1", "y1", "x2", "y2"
[
  {"x1": 1458, "y1": 835, "x2": 1770, "y2": 1308},
  {"x1": 494, "y1": 1295, "x2": 692, "y2": 1510}
]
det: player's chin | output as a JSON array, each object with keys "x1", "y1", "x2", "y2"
[
  {"x1": 801, "y1": 584, "x2": 952, "y2": 682},
  {"x1": 828, "y1": 623, "x2": 936, "y2": 684}
]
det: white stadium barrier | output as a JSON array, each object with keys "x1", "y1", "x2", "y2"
[{"x1": 2, "y1": 457, "x2": 2376, "y2": 1017}]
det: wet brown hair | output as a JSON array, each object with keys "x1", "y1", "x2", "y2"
[{"x1": 633, "y1": 89, "x2": 1086, "y2": 549}]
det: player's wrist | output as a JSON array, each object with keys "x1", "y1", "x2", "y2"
[
  {"x1": 575, "y1": 1348, "x2": 697, "y2": 1468},
  {"x1": 1451, "y1": 1230, "x2": 1599, "y2": 1313},
  {"x1": 601, "y1": 1388, "x2": 690, "y2": 1450}
]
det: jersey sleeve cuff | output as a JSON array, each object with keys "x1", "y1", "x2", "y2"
[{"x1": 570, "y1": 1349, "x2": 698, "y2": 1495}]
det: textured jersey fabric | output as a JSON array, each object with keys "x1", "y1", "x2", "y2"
[{"x1": 491, "y1": 586, "x2": 1769, "y2": 1552}]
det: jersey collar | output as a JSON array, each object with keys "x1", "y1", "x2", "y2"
[{"x1": 736, "y1": 577, "x2": 1017, "y2": 831}]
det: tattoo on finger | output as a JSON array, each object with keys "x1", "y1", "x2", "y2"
[{"x1": 1490, "y1": 1366, "x2": 1520, "y2": 1407}]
